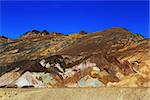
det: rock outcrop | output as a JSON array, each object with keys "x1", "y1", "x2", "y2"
[{"x1": 0, "y1": 27, "x2": 149, "y2": 88}]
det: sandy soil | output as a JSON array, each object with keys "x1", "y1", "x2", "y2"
[{"x1": 0, "y1": 87, "x2": 150, "y2": 100}]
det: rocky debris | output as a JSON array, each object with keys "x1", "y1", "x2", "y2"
[{"x1": 0, "y1": 27, "x2": 149, "y2": 88}]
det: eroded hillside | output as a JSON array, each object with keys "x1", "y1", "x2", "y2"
[{"x1": 0, "y1": 27, "x2": 149, "y2": 88}]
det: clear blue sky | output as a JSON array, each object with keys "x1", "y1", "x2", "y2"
[{"x1": 0, "y1": 1, "x2": 149, "y2": 39}]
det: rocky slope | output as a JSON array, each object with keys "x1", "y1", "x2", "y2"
[
  {"x1": 0, "y1": 36, "x2": 13, "y2": 44},
  {"x1": 0, "y1": 27, "x2": 149, "y2": 88}
]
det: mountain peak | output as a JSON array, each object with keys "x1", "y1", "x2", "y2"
[
  {"x1": 101, "y1": 27, "x2": 129, "y2": 33},
  {"x1": 31, "y1": 30, "x2": 40, "y2": 34}
]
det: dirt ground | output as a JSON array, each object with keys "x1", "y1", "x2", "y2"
[{"x1": 0, "y1": 87, "x2": 149, "y2": 100}]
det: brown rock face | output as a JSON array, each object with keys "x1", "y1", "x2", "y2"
[
  {"x1": 0, "y1": 36, "x2": 14, "y2": 43},
  {"x1": 0, "y1": 27, "x2": 149, "y2": 88}
]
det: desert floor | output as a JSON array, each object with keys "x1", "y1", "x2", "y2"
[{"x1": 0, "y1": 87, "x2": 150, "y2": 100}]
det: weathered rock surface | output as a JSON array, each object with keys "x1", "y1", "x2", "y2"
[{"x1": 0, "y1": 27, "x2": 149, "y2": 88}]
